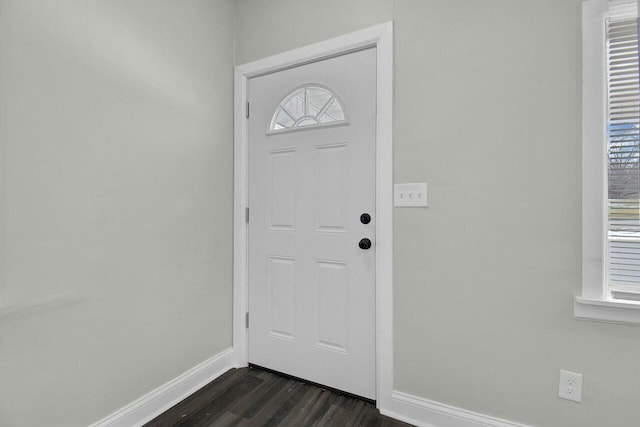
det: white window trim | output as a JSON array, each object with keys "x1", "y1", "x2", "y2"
[{"x1": 577, "y1": 0, "x2": 640, "y2": 325}]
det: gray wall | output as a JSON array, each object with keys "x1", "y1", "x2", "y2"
[
  {"x1": 0, "y1": 1, "x2": 234, "y2": 426},
  {"x1": 3, "y1": 1, "x2": 640, "y2": 427},
  {"x1": 236, "y1": 1, "x2": 640, "y2": 426}
]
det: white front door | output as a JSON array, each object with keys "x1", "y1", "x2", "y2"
[{"x1": 248, "y1": 47, "x2": 376, "y2": 400}]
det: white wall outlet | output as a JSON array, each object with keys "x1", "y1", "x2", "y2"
[
  {"x1": 559, "y1": 370, "x2": 583, "y2": 403},
  {"x1": 394, "y1": 183, "x2": 428, "y2": 207}
]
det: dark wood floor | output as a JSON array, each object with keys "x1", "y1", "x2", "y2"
[{"x1": 144, "y1": 367, "x2": 413, "y2": 427}]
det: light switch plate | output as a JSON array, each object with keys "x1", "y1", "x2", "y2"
[{"x1": 394, "y1": 183, "x2": 428, "y2": 207}]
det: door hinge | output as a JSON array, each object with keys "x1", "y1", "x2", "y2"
[
  {"x1": 245, "y1": 312, "x2": 249, "y2": 328},
  {"x1": 245, "y1": 207, "x2": 249, "y2": 223},
  {"x1": 246, "y1": 102, "x2": 250, "y2": 119}
]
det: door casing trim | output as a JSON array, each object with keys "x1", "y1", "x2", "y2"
[{"x1": 233, "y1": 21, "x2": 393, "y2": 409}]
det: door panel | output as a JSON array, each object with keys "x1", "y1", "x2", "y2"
[
  {"x1": 268, "y1": 150, "x2": 297, "y2": 230},
  {"x1": 317, "y1": 143, "x2": 349, "y2": 232},
  {"x1": 268, "y1": 256, "x2": 296, "y2": 340},
  {"x1": 316, "y1": 260, "x2": 349, "y2": 352},
  {"x1": 248, "y1": 47, "x2": 376, "y2": 399}
]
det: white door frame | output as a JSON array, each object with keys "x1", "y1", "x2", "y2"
[{"x1": 233, "y1": 21, "x2": 393, "y2": 408}]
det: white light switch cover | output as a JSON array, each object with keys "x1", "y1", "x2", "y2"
[{"x1": 394, "y1": 183, "x2": 428, "y2": 207}]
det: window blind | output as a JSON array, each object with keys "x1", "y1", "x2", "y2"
[{"x1": 606, "y1": 13, "x2": 640, "y2": 297}]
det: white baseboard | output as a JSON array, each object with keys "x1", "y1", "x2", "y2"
[
  {"x1": 380, "y1": 390, "x2": 530, "y2": 427},
  {"x1": 88, "y1": 349, "x2": 528, "y2": 427},
  {"x1": 89, "y1": 348, "x2": 235, "y2": 427}
]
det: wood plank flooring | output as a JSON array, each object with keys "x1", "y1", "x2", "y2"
[{"x1": 144, "y1": 366, "x2": 413, "y2": 427}]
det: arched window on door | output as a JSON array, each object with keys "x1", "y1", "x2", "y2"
[{"x1": 269, "y1": 86, "x2": 347, "y2": 132}]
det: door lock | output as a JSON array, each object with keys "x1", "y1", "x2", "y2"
[{"x1": 359, "y1": 238, "x2": 372, "y2": 250}]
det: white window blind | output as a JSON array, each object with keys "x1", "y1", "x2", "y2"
[{"x1": 606, "y1": 11, "x2": 640, "y2": 299}]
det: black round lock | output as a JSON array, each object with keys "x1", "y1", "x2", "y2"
[
  {"x1": 359, "y1": 238, "x2": 372, "y2": 250},
  {"x1": 360, "y1": 213, "x2": 371, "y2": 224}
]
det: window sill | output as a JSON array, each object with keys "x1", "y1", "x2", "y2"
[{"x1": 574, "y1": 296, "x2": 640, "y2": 326}]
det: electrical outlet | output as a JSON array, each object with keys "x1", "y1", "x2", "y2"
[{"x1": 559, "y1": 370, "x2": 583, "y2": 403}]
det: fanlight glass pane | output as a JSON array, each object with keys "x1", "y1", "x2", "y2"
[
  {"x1": 270, "y1": 86, "x2": 346, "y2": 132},
  {"x1": 273, "y1": 109, "x2": 295, "y2": 130},
  {"x1": 319, "y1": 98, "x2": 346, "y2": 122}
]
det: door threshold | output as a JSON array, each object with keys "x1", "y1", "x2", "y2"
[{"x1": 248, "y1": 363, "x2": 376, "y2": 406}]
